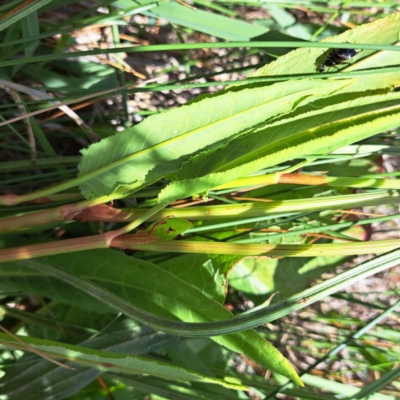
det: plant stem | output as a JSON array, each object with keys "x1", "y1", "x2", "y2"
[
  {"x1": 112, "y1": 236, "x2": 400, "y2": 257},
  {"x1": 1, "y1": 190, "x2": 398, "y2": 234}
]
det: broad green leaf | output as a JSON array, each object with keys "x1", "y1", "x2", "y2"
[
  {"x1": 173, "y1": 92, "x2": 400, "y2": 182},
  {"x1": 157, "y1": 237, "x2": 244, "y2": 303},
  {"x1": 270, "y1": 255, "x2": 345, "y2": 298},
  {"x1": 229, "y1": 257, "x2": 277, "y2": 295},
  {"x1": 181, "y1": 338, "x2": 232, "y2": 375},
  {"x1": 0, "y1": 332, "x2": 243, "y2": 392},
  {"x1": 159, "y1": 101, "x2": 400, "y2": 203},
  {"x1": 78, "y1": 79, "x2": 349, "y2": 199},
  {"x1": 249, "y1": 14, "x2": 400, "y2": 130},
  {"x1": 158, "y1": 253, "x2": 227, "y2": 304},
  {"x1": 0, "y1": 250, "x2": 302, "y2": 385},
  {"x1": 266, "y1": 91, "x2": 400, "y2": 143}
]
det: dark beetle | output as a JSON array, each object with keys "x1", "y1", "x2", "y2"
[{"x1": 320, "y1": 48, "x2": 358, "y2": 72}]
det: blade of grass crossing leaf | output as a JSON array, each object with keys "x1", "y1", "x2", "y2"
[{"x1": 0, "y1": 41, "x2": 399, "y2": 68}]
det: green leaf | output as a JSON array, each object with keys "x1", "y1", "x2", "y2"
[
  {"x1": 163, "y1": 340, "x2": 238, "y2": 399},
  {"x1": 78, "y1": 79, "x2": 349, "y2": 199},
  {"x1": 264, "y1": 4, "x2": 296, "y2": 28},
  {"x1": 158, "y1": 253, "x2": 228, "y2": 304},
  {"x1": 171, "y1": 338, "x2": 232, "y2": 375},
  {"x1": 21, "y1": 11, "x2": 39, "y2": 58},
  {"x1": 149, "y1": 2, "x2": 267, "y2": 41},
  {"x1": 229, "y1": 257, "x2": 277, "y2": 295},
  {"x1": 2, "y1": 250, "x2": 302, "y2": 385},
  {"x1": 172, "y1": 92, "x2": 400, "y2": 182},
  {"x1": 0, "y1": 332, "x2": 243, "y2": 391},
  {"x1": 229, "y1": 255, "x2": 345, "y2": 298},
  {"x1": 159, "y1": 99, "x2": 400, "y2": 203}
]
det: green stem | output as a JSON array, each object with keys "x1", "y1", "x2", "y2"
[
  {"x1": 1, "y1": 190, "x2": 398, "y2": 234},
  {"x1": 113, "y1": 237, "x2": 400, "y2": 257},
  {"x1": 1, "y1": 42, "x2": 399, "y2": 67},
  {"x1": 0, "y1": 235, "x2": 108, "y2": 262},
  {"x1": 0, "y1": 203, "x2": 170, "y2": 262},
  {"x1": 2, "y1": 234, "x2": 399, "y2": 264}
]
